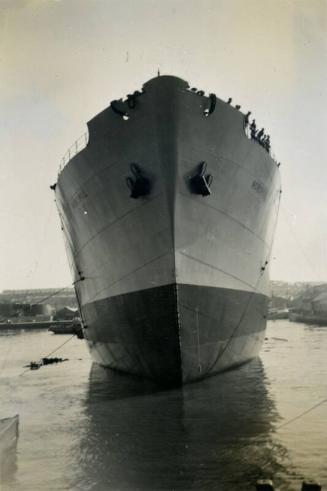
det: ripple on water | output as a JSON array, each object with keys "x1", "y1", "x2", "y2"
[{"x1": 0, "y1": 321, "x2": 326, "y2": 490}]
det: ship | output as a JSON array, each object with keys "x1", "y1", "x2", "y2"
[{"x1": 54, "y1": 75, "x2": 281, "y2": 385}]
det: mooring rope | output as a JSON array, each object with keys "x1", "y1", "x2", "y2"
[
  {"x1": 275, "y1": 396, "x2": 327, "y2": 430},
  {"x1": 0, "y1": 285, "x2": 73, "y2": 325},
  {"x1": 19, "y1": 333, "x2": 76, "y2": 377},
  {"x1": 0, "y1": 283, "x2": 78, "y2": 376}
]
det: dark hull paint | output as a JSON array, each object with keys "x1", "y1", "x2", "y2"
[{"x1": 83, "y1": 284, "x2": 267, "y2": 385}]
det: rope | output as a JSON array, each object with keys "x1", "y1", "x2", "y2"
[
  {"x1": 0, "y1": 285, "x2": 73, "y2": 324},
  {"x1": 1, "y1": 284, "x2": 77, "y2": 375},
  {"x1": 275, "y1": 396, "x2": 327, "y2": 430},
  {"x1": 42, "y1": 334, "x2": 76, "y2": 359},
  {"x1": 29, "y1": 286, "x2": 73, "y2": 306},
  {"x1": 19, "y1": 334, "x2": 76, "y2": 377}
]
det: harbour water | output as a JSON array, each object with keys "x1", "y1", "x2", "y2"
[{"x1": 0, "y1": 320, "x2": 326, "y2": 491}]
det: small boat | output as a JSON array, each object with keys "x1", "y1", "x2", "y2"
[
  {"x1": 0, "y1": 415, "x2": 19, "y2": 481},
  {"x1": 49, "y1": 323, "x2": 84, "y2": 338},
  {"x1": 267, "y1": 308, "x2": 289, "y2": 320},
  {"x1": 0, "y1": 415, "x2": 18, "y2": 445}
]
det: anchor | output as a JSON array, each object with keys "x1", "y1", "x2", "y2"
[
  {"x1": 189, "y1": 162, "x2": 213, "y2": 197},
  {"x1": 126, "y1": 163, "x2": 151, "y2": 199}
]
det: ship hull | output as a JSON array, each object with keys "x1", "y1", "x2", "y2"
[
  {"x1": 83, "y1": 284, "x2": 267, "y2": 385},
  {"x1": 56, "y1": 75, "x2": 281, "y2": 385}
]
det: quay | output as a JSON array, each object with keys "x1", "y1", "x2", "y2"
[
  {"x1": 0, "y1": 288, "x2": 78, "y2": 331},
  {"x1": 0, "y1": 320, "x2": 74, "y2": 330}
]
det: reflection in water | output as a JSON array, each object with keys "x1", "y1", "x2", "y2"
[{"x1": 76, "y1": 360, "x2": 291, "y2": 491}]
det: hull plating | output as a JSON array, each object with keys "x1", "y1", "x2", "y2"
[
  {"x1": 56, "y1": 75, "x2": 281, "y2": 384},
  {"x1": 84, "y1": 284, "x2": 267, "y2": 384}
]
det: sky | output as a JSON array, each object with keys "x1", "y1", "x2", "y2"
[{"x1": 0, "y1": 0, "x2": 326, "y2": 290}]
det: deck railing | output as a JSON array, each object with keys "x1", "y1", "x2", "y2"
[
  {"x1": 58, "y1": 132, "x2": 89, "y2": 175},
  {"x1": 58, "y1": 122, "x2": 279, "y2": 177},
  {"x1": 244, "y1": 123, "x2": 279, "y2": 165}
]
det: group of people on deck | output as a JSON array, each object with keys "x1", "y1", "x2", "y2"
[
  {"x1": 227, "y1": 98, "x2": 271, "y2": 154},
  {"x1": 249, "y1": 120, "x2": 271, "y2": 153}
]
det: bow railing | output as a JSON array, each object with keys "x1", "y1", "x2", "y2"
[{"x1": 58, "y1": 132, "x2": 89, "y2": 175}]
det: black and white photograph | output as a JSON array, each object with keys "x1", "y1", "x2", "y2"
[{"x1": 0, "y1": 1, "x2": 326, "y2": 490}]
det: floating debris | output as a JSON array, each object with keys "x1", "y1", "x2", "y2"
[{"x1": 25, "y1": 357, "x2": 68, "y2": 371}]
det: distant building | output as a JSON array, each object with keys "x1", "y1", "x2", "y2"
[
  {"x1": 270, "y1": 281, "x2": 324, "y2": 301},
  {"x1": 30, "y1": 304, "x2": 53, "y2": 316},
  {"x1": 0, "y1": 288, "x2": 77, "y2": 322},
  {"x1": 290, "y1": 283, "x2": 327, "y2": 315},
  {"x1": 55, "y1": 306, "x2": 79, "y2": 320},
  {"x1": 0, "y1": 288, "x2": 77, "y2": 308},
  {"x1": 312, "y1": 291, "x2": 327, "y2": 314},
  {"x1": 0, "y1": 303, "x2": 14, "y2": 318}
]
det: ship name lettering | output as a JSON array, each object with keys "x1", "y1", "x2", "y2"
[{"x1": 71, "y1": 190, "x2": 88, "y2": 208}]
